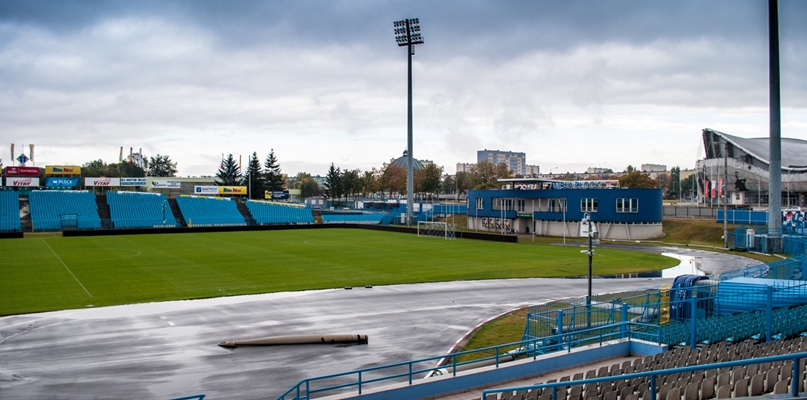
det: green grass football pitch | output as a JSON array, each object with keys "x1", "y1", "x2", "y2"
[{"x1": 0, "y1": 229, "x2": 677, "y2": 315}]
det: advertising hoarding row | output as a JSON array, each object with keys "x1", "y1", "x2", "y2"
[
  {"x1": 151, "y1": 180, "x2": 181, "y2": 189},
  {"x1": 4, "y1": 166, "x2": 41, "y2": 176},
  {"x1": 45, "y1": 166, "x2": 81, "y2": 175},
  {"x1": 5, "y1": 178, "x2": 40, "y2": 187},
  {"x1": 47, "y1": 178, "x2": 80, "y2": 187},
  {"x1": 195, "y1": 186, "x2": 247, "y2": 195}
]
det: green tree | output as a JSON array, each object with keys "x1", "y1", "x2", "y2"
[
  {"x1": 147, "y1": 154, "x2": 178, "y2": 177},
  {"x1": 216, "y1": 154, "x2": 241, "y2": 186},
  {"x1": 299, "y1": 176, "x2": 322, "y2": 198},
  {"x1": 495, "y1": 163, "x2": 514, "y2": 180},
  {"x1": 341, "y1": 169, "x2": 360, "y2": 201},
  {"x1": 681, "y1": 173, "x2": 697, "y2": 199},
  {"x1": 454, "y1": 171, "x2": 472, "y2": 195},
  {"x1": 668, "y1": 166, "x2": 681, "y2": 198},
  {"x1": 360, "y1": 170, "x2": 377, "y2": 198},
  {"x1": 470, "y1": 160, "x2": 496, "y2": 188},
  {"x1": 324, "y1": 163, "x2": 343, "y2": 203},
  {"x1": 263, "y1": 149, "x2": 284, "y2": 191},
  {"x1": 291, "y1": 172, "x2": 312, "y2": 190},
  {"x1": 441, "y1": 174, "x2": 455, "y2": 195},
  {"x1": 245, "y1": 152, "x2": 264, "y2": 199},
  {"x1": 378, "y1": 163, "x2": 406, "y2": 197},
  {"x1": 420, "y1": 163, "x2": 443, "y2": 197},
  {"x1": 618, "y1": 169, "x2": 657, "y2": 189}
]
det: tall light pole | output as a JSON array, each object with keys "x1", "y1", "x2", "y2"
[{"x1": 394, "y1": 18, "x2": 423, "y2": 225}]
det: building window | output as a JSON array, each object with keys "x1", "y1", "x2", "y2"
[
  {"x1": 581, "y1": 198, "x2": 598, "y2": 212},
  {"x1": 493, "y1": 198, "x2": 514, "y2": 211},
  {"x1": 549, "y1": 198, "x2": 567, "y2": 212},
  {"x1": 517, "y1": 199, "x2": 525, "y2": 212},
  {"x1": 616, "y1": 198, "x2": 638, "y2": 213},
  {"x1": 476, "y1": 198, "x2": 484, "y2": 210}
]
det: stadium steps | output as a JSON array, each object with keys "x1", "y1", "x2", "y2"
[
  {"x1": 235, "y1": 201, "x2": 256, "y2": 225},
  {"x1": 95, "y1": 194, "x2": 111, "y2": 220},
  {"x1": 95, "y1": 194, "x2": 113, "y2": 229},
  {"x1": 168, "y1": 198, "x2": 187, "y2": 227},
  {"x1": 19, "y1": 197, "x2": 32, "y2": 232},
  {"x1": 311, "y1": 209, "x2": 323, "y2": 224}
]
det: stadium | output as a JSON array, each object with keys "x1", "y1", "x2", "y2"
[{"x1": 2, "y1": 168, "x2": 807, "y2": 400}]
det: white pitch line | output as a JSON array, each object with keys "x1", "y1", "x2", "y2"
[{"x1": 41, "y1": 239, "x2": 93, "y2": 298}]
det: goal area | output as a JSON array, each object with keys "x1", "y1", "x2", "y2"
[{"x1": 417, "y1": 221, "x2": 456, "y2": 240}]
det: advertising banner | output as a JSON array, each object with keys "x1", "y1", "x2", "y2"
[
  {"x1": 5, "y1": 177, "x2": 40, "y2": 187},
  {"x1": 550, "y1": 180, "x2": 620, "y2": 190},
  {"x1": 46, "y1": 166, "x2": 81, "y2": 175},
  {"x1": 218, "y1": 186, "x2": 247, "y2": 195},
  {"x1": 121, "y1": 177, "x2": 147, "y2": 186},
  {"x1": 85, "y1": 177, "x2": 121, "y2": 187},
  {"x1": 194, "y1": 186, "x2": 219, "y2": 195},
  {"x1": 46, "y1": 177, "x2": 80, "y2": 187},
  {"x1": 5, "y1": 166, "x2": 41, "y2": 176},
  {"x1": 269, "y1": 190, "x2": 290, "y2": 200},
  {"x1": 150, "y1": 180, "x2": 181, "y2": 189}
]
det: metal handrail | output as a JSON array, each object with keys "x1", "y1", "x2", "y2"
[
  {"x1": 276, "y1": 321, "x2": 661, "y2": 399},
  {"x1": 483, "y1": 351, "x2": 807, "y2": 400}
]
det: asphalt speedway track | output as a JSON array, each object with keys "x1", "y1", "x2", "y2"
[{"x1": 0, "y1": 247, "x2": 758, "y2": 399}]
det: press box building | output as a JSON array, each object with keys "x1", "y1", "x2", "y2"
[{"x1": 466, "y1": 178, "x2": 663, "y2": 240}]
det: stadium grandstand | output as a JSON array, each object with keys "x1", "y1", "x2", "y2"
[
  {"x1": 106, "y1": 191, "x2": 178, "y2": 229},
  {"x1": 320, "y1": 211, "x2": 386, "y2": 224},
  {"x1": 28, "y1": 190, "x2": 101, "y2": 231},
  {"x1": 175, "y1": 195, "x2": 246, "y2": 227},
  {"x1": 0, "y1": 190, "x2": 22, "y2": 232},
  {"x1": 245, "y1": 200, "x2": 315, "y2": 225},
  {"x1": 277, "y1": 239, "x2": 807, "y2": 399}
]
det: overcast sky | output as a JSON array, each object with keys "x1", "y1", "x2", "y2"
[{"x1": 2, "y1": 1, "x2": 806, "y2": 177}]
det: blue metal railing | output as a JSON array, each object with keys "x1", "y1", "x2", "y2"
[
  {"x1": 482, "y1": 351, "x2": 807, "y2": 400},
  {"x1": 276, "y1": 319, "x2": 662, "y2": 400}
]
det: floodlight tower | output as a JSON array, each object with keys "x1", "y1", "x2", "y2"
[{"x1": 394, "y1": 18, "x2": 423, "y2": 225}]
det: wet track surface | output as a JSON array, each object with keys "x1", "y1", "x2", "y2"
[{"x1": 0, "y1": 247, "x2": 759, "y2": 399}]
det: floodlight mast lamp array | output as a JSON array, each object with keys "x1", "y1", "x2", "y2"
[{"x1": 394, "y1": 18, "x2": 423, "y2": 225}]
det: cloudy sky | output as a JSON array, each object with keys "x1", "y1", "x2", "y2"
[{"x1": 2, "y1": 1, "x2": 806, "y2": 177}]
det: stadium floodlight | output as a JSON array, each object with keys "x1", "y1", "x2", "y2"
[{"x1": 393, "y1": 18, "x2": 424, "y2": 225}]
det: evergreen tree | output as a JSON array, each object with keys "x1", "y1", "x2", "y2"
[
  {"x1": 324, "y1": 163, "x2": 343, "y2": 203},
  {"x1": 246, "y1": 152, "x2": 264, "y2": 199},
  {"x1": 147, "y1": 154, "x2": 178, "y2": 177},
  {"x1": 216, "y1": 154, "x2": 241, "y2": 186},
  {"x1": 263, "y1": 149, "x2": 284, "y2": 191}
]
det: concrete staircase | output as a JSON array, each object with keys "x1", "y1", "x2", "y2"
[
  {"x1": 168, "y1": 198, "x2": 186, "y2": 227},
  {"x1": 236, "y1": 201, "x2": 256, "y2": 225}
]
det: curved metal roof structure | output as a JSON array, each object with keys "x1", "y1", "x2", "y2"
[
  {"x1": 391, "y1": 150, "x2": 425, "y2": 171},
  {"x1": 703, "y1": 128, "x2": 807, "y2": 170}
]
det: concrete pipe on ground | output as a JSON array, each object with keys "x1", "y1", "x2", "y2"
[{"x1": 218, "y1": 334, "x2": 368, "y2": 348}]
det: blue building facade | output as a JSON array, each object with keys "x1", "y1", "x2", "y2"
[{"x1": 466, "y1": 182, "x2": 663, "y2": 240}]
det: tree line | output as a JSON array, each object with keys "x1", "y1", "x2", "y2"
[
  {"x1": 216, "y1": 151, "x2": 284, "y2": 199},
  {"x1": 81, "y1": 153, "x2": 178, "y2": 177}
]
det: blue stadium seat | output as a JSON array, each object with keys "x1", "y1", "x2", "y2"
[
  {"x1": 245, "y1": 200, "x2": 314, "y2": 225},
  {"x1": 106, "y1": 191, "x2": 178, "y2": 229},
  {"x1": 0, "y1": 190, "x2": 22, "y2": 232},
  {"x1": 175, "y1": 196, "x2": 246, "y2": 227},
  {"x1": 321, "y1": 213, "x2": 385, "y2": 225},
  {"x1": 28, "y1": 190, "x2": 101, "y2": 231}
]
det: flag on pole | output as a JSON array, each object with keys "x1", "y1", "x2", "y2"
[
  {"x1": 29, "y1": 144, "x2": 34, "y2": 163},
  {"x1": 138, "y1": 148, "x2": 143, "y2": 167},
  {"x1": 119, "y1": 147, "x2": 123, "y2": 163},
  {"x1": 10, "y1": 143, "x2": 14, "y2": 164},
  {"x1": 129, "y1": 147, "x2": 133, "y2": 163}
]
